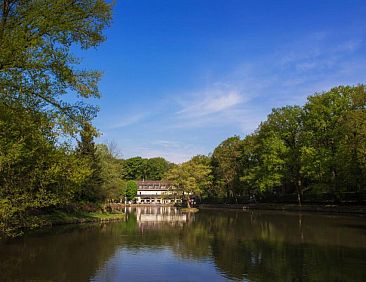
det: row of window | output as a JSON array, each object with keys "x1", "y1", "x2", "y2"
[{"x1": 138, "y1": 185, "x2": 167, "y2": 189}]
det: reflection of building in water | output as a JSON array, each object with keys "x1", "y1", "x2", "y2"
[
  {"x1": 132, "y1": 206, "x2": 187, "y2": 230},
  {"x1": 136, "y1": 180, "x2": 182, "y2": 205}
]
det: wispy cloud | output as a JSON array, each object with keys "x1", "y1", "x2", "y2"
[
  {"x1": 177, "y1": 90, "x2": 244, "y2": 117},
  {"x1": 107, "y1": 113, "x2": 146, "y2": 129}
]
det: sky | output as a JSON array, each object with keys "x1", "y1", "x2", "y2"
[{"x1": 79, "y1": 0, "x2": 366, "y2": 163}]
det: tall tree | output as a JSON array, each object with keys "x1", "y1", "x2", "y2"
[
  {"x1": 121, "y1": 157, "x2": 147, "y2": 180},
  {"x1": 259, "y1": 106, "x2": 305, "y2": 204},
  {"x1": 0, "y1": 0, "x2": 112, "y2": 134},
  {"x1": 302, "y1": 86, "x2": 365, "y2": 192},
  {"x1": 211, "y1": 136, "x2": 242, "y2": 200},
  {"x1": 146, "y1": 157, "x2": 170, "y2": 180},
  {"x1": 121, "y1": 156, "x2": 171, "y2": 180},
  {"x1": 124, "y1": 180, "x2": 138, "y2": 201},
  {"x1": 166, "y1": 156, "x2": 212, "y2": 208},
  {"x1": 0, "y1": 101, "x2": 91, "y2": 235},
  {"x1": 76, "y1": 123, "x2": 103, "y2": 202},
  {"x1": 95, "y1": 144, "x2": 124, "y2": 201}
]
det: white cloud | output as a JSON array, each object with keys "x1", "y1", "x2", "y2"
[{"x1": 177, "y1": 90, "x2": 244, "y2": 117}]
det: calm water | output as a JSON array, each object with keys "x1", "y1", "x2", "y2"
[{"x1": 1, "y1": 207, "x2": 366, "y2": 282}]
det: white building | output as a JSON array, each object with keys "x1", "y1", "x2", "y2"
[{"x1": 135, "y1": 180, "x2": 181, "y2": 205}]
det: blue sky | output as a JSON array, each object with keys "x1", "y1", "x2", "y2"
[{"x1": 80, "y1": 0, "x2": 366, "y2": 163}]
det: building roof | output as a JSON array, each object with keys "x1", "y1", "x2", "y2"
[
  {"x1": 136, "y1": 180, "x2": 172, "y2": 185},
  {"x1": 137, "y1": 180, "x2": 173, "y2": 191}
]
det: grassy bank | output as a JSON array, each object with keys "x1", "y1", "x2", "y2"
[
  {"x1": 180, "y1": 208, "x2": 199, "y2": 213},
  {"x1": 1, "y1": 210, "x2": 125, "y2": 239},
  {"x1": 41, "y1": 210, "x2": 125, "y2": 226}
]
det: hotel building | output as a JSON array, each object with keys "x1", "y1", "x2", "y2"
[{"x1": 135, "y1": 180, "x2": 181, "y2": 205}]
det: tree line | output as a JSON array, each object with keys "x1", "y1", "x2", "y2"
[{"x1": 166, "y1": 85, "x2": 366, "y2": 206}]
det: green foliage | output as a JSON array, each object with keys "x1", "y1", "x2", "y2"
[
  {"x1": 166, "y1": 156, "x2": 213, "y2": 207},
  {"x1": 76, "y1": 123, "x2": 103, "y2": 202},
  {"x1": 147, "y1": 157, "x2": 171, "y2": 180},
  {"x1": 0, "y1": 0, "x2": 113, "y2": 237},
  {"x1": 124, "y1": 180, "x2": 138, "y2": 201},
  {"x1": 208, "y1": 85, "x2": 366, "y2": 204},
  {"x1": 302, "y1": 85, "x2": 366, "y2": 191},
  {"x1": 121, "y1": 156, "x2": 171, "y2": 180},
  {"x1": 95, "y1": 144, "x2": 125, "y2": 201},
  {"x1": 0, "y1": 0, "x2": 113, "y2": 133},
  {"x1": 0, "y1": 102, "x2": 92, "y2": 236},
  {"x1": 211, "y1": 136, "x2": 242, "y2": 199}
]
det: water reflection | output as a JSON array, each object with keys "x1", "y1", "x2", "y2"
[
  {"x1": 0, "y1": 208, "x2": 366, "y2": 281},
  {"x1": 132, "y1": 206, "x2": 188, "y2": 230}
]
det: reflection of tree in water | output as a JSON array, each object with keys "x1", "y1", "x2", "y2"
[
  {"x1": 0, "y1": 223, "x2": 131, "y2": 281},
  {"x1": 0, "y1": 210, "x2": 365, "y2": 281},
  {"x1": 119, "y1": 210, "x2": 366, "y2": 281},
  {"x1": 192, "y1": 211, "x2": 366, "y2": 281}
]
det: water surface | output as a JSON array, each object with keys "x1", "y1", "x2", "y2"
[{"x1": 1, "y1": 207, "x2": 366, "y2": 281}]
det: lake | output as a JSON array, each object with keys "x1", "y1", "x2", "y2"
[{"x1": 0, "y1": 207, "x2": 366, "y2": 281}]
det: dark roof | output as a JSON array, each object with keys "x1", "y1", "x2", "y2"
[
  {"x1": 137, "y1": 194, "x2": 177, "y2": 198},
  {"x1": 136, "y1": 180, "x2": 172, "y2": 185}
]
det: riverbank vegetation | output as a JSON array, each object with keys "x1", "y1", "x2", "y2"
[{"x1": 41, "y1": 210, "x2": 125, "y2": 226}]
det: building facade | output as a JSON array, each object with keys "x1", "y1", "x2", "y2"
[{"x1": 135, "y1": 180, "x2": 181, "y2": 205}]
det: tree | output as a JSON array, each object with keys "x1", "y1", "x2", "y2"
[
  {"x1": 211, "y1": 136, "x2": 242, "y2": 200},
  {"x1": 0, "y1": 0, "x2": 113, "y2": 237},
  {"x1": 121, "y1": 157, "x2": 147, "y2": 180},
  {"x1": 121, "y1": 156, "x2": 171, "y2": 180},
  {"x1": 146, "y1": 157, "x2": 170, "y2": 180},
  {"x1": 166, "y1": 156, "x2": 212, "y2": 208},
  {"x1": 76, "y1": 123, "x2": 103, "y2": 202},
  {"x1": 335, "y1": 86, "x2": 366, "y2": 191},
  {"x1": 238, "y1": 134, "x2": 260, "y2": 199},
  {"x1": 124, "y1": 180, "x2": 138, "y2": 201},
  {"x1": 0, "y1": 0, "x2": 112, "y2": 134},
  {"x1": 0, "y1": 101, "x2": 91, "y2": 236},
  {"x1": 95, "y1": 144, "x2": 124, "y2": 201},
  {"x1": 302, "y1": 85, "x2": 366, "y2": 192},
  {"x1": 250, "y1": 132, "x2": 287, "y2": 194},
  {"x1": 259, "y1": 106, "x2": 305, "y2": 204}
]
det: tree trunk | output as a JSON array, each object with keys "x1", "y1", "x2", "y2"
[
  {"x1": 186, "y1": 193, "x2": 191, "y2": 208},
  {"x1": 296, "y1": 179, "x2": 302, "y2": 206}
]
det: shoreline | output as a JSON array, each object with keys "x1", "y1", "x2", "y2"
[
  {"x1": 40, "y1": 211, "x2": 125, "y2": 227},
  {"x1": 1, "y1": 211, "x2": 125, "y2": 239},
  {"x1": 199, "y1": 203, "x2": 366, "y2": 215}
]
